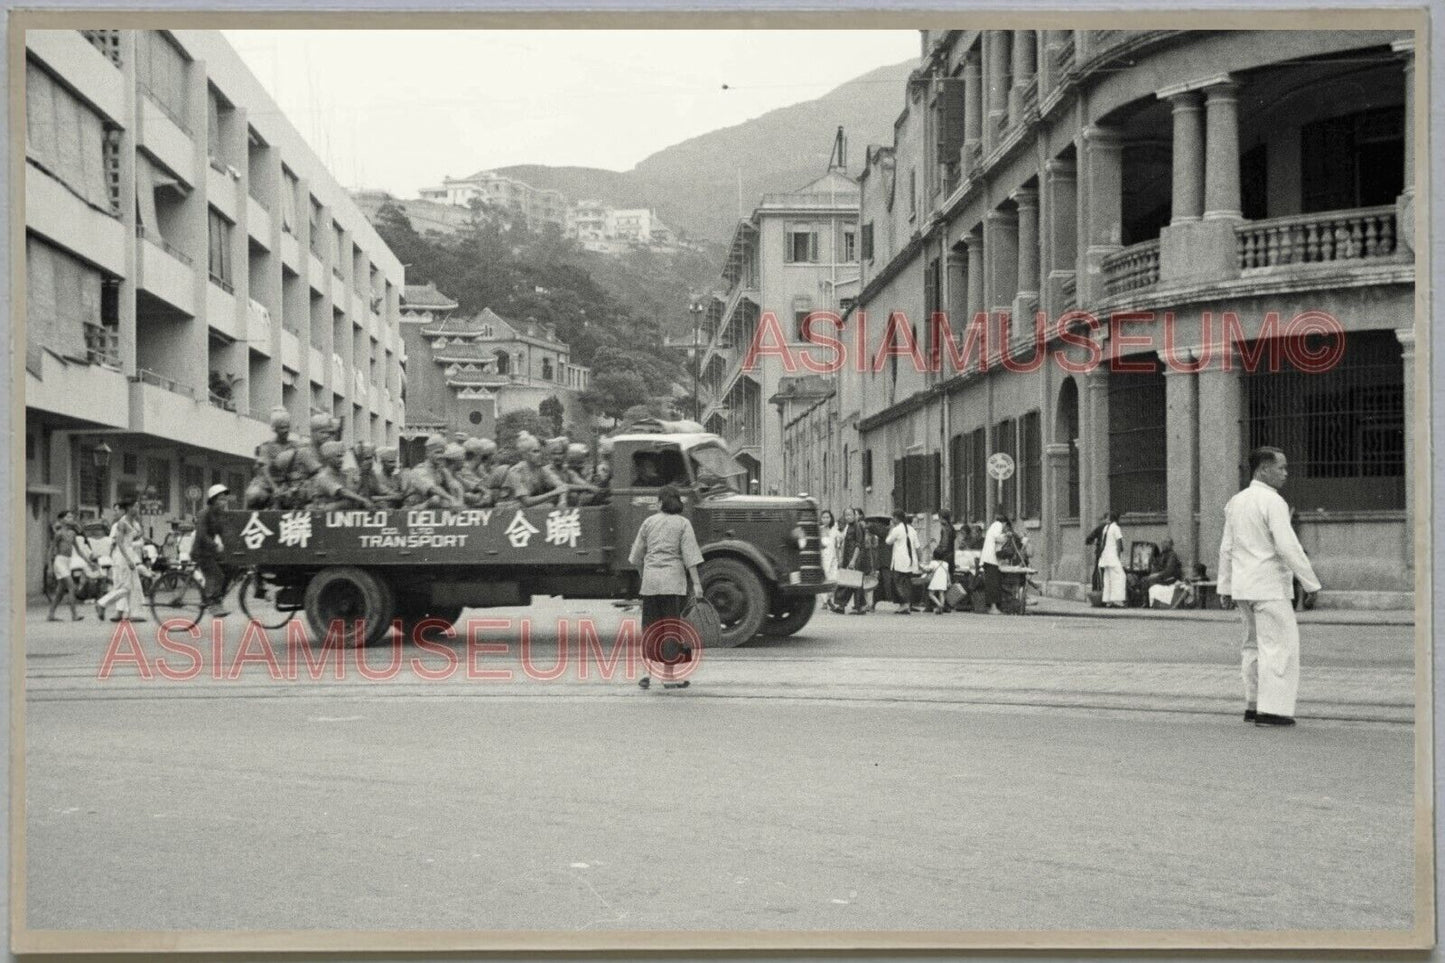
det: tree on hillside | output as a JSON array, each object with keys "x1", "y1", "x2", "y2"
[
  {"x1": 495, "y1": 410, "x2": 550, "y2": 459},
  {"x1": 580, "y1": 370, "x2": 650, "y2": 422},
  {"x1": 538, "y1": 396, "x2": 565, "y2": 436}
]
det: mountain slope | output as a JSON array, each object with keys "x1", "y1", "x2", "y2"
[{"x1": 494, "y1": 59, "x2": 913, "y2": 244}]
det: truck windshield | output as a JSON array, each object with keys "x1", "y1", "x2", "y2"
[{"x1": 689, "y1": 444, "x2": 747, "y2": 493}]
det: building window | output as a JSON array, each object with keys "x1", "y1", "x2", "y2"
[
  {"x1": 861, "y1": 222, "x2": 874, "y2": 261},
  {"x1": 1021, "y1": 410, "x2": 1041, "y2": 520},
  {"x1": 122, "y1": 452, "x2": 138, "y2": 476},
  {"x1": 992, "y1": 418, "x2": 1017, "y2": 519},
  {"x1": 26, "y1": 236, "x2": 102, "y2": 362},
  {"x1": 542, "y1": 357, "x2": 554, "y2": 381},
  {"x1": 25, "y1": 60, "x2": 114, "y2": 214},
  {"x1": 136, "y1": 31, "x2": 190, "y2": 130},
  {"x1": 894, "y1": 452, "x2": 940, "y2": 514},
  {"x1": 206, "y1": 84, "x2": 230, "y2": 168},
  {"x1": 280, "y1": 167, "x2": 299, "y2": 235},
  {"x1": 80, "y1": 30, "x2": 122, "y2": 66},
  {"x1": 909, "y1": 168, "x2": 917, "y2": 218},
  {"x1": 494, "y1": 351, "x2": 509, "y2": 376},
  {"x1": 1241, "y1": 143, "x2": 1268, "y2": 221},
  {"x1": 1244, "y1": 330, "x2": 1403, "y2": 512},
  {"x1": 146, "y1": 457, "x2": 172, "y2": 508},
  {"x1": 786, "y1": 225, "x2": 819, "y2": 263},
  {"x1": 861, "y1": 449, "x2": 873, "y2": 489},
  {"x1": 843, "y1": 228, "x2": 857, "y2": 262},
  {"x1": 1107, "y1": 358, "x2": 1167, "y2": 513},
  {"x1": 208, "y1": 207, "x2": 233, "y2": 291},
  {"x1": 1300, "y1": 106, "x2": 1404, "y2": 214}
]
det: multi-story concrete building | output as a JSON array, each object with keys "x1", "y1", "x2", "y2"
[
  {"x1": 419, "y1": 170, "x2": 567, "y2": 233},
  {"x1": 23, "y1": 28, "x2": 407, "y2": 590},
  {"x1": 399, "y1": 285, "x2": 590, "y2": 455},
  {"x1": 699, "y1": 160, "x2": 859, "y2": 494},
  {"x1": 566, "y1": 201, "x2": 679, "y2": 254},
  {"x1": 850, "y1": 29, "x2": 1416, "y2": 603}
]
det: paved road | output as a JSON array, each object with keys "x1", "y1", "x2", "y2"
[{"x1": 22, "y1": 599, "x2": 1419, "y2": 934}]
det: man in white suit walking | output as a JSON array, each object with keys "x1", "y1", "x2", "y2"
[{"x1": 1218, "y1": 446, "x2": 1322, "y2": 727}]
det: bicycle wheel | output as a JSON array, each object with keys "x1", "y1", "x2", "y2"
[
  {"x1": 147, "y1": 569, "x2": 198, "y2": 623},
  {"x1": 238, "y1": 569, "x2": 300, "y2": 630}
]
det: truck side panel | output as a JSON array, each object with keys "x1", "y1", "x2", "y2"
[{"x1": 219, "y1": 505, "x2": 613, "y2": 569}]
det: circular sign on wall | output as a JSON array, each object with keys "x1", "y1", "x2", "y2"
[{"x1": 986, "y1": 452, "x2": 1016, "y2": 481}]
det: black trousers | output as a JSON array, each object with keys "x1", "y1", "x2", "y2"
[
  {"x1": 983, "y1": 563, "x2": 1002, "y2": 609},
  {"x1": 196, "y1": 554, "x2": 225, "y2": 606},
  {"x1": 641, "y1": 594, "x2": 692, "y2": 665}
]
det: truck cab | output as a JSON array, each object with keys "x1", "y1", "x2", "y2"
[{"x1": 608, "y1": 427, "x2": 829, "y2": 642}]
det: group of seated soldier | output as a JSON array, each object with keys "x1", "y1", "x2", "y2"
[{"x1": 244, "y1": 407, "x2": 611, "y2": 513}]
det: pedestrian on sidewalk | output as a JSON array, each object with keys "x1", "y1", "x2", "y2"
[
  {"x1": 979, "y1": 511, "x2": 1012, "y2": 614},
  {"x1": 1219, "y1": 446, "x2": 1322, "y2": 727},
  {"x1": 934, "y1": 510, "x2": 956, "y2": 611},
  {"x1": 885, "y1": 509, "x2": 920, "y2": 614},
  {"x1": 94, "y1": 499, "x2": 150, "y2": 624},
  {"x1": 46, "y1": 509, "x2": 91, "y2": 622},
  {"x1": 629, "y1": 484, "x2": 703, "y2": 691},
  {"x1": 1096, "y1": 511, "x2": 1127, "y2": 608},
  {"x1": 818, "y1": 510, "x2": 841, "y2": 610},
  {"x1": 834, "y1": 508, "x2": 871, "y2": 614}
]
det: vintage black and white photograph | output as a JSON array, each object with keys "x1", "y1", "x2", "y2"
[{"x1": 12, "y1": 9, "x2": 1431, "y2": 952}]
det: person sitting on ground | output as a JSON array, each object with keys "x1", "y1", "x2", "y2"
[
  {"x1": 1144, "y1": 535, "x2": 1186, "y2": 607},
  {"x1": 310, "y1": 440, "x2": 376, "y2": 511}
]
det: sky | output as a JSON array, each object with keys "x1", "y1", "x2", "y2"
[{"x1": 224, "y1": 30, "x2": 920, "y2": 197}]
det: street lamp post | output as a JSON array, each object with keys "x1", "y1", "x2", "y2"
[
  {"x1": 689, "y1": 298, "x2": 704, "y2": 422},
  {"x1": 91, "y1": 441, "x2": 112, "y2": 519}
]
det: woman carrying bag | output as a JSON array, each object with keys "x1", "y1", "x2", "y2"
[
  {"x1": 884, "y1": 509, "x2": 921, "y2": 615},
  {"x1": 629, "y1": 484, "x2": 705, "y2": 691}
]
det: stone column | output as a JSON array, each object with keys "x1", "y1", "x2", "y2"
[
  {"x1": 984, "y1": 208, "x2": 1019, "y2": 317},
  {"x1": 964, "y1": 227, "x2": 985, "y2": 320},
  {"x1": 1078, "y1": 125, "x2": 1123, "y2": 305},
  {"x1": 1195, "y1": 344, "x2": 1244, "y2": 574},
  {"x1": 946, "y1": 247, "x2": 968, "y2": 330},
  {"x1": 1393, "y1": 38, "x2": 1415, "y2": 253},
  {"x1": 1397, "y1": 328, "x2": 1415, "y2": 574},
  {"x1": 1084, "y1": 361, "x2": 1111, "y2": 524},
  {"x1": 1157, "y1": 80, "x2": 1240, "y2": 285},
  {"x1": 1044, "y1": 157, "x2": 1077, "y2": 313},
  {"x1": 1166, "y1": 90, "x2": 1204, "y2": 223},
  {"x1": 1202, "y1": 79, "x2": 1242, "y2": 220},
  {"x1": 986, "y1": 31, "x2": 1010, "y2": 149},
  {"x1": 1045, "y1": 441, "x2": 1072, "y2": 582},
  {"x1": 1161, "y1": 350, "x2": 1200, "y2": 569},
  {"x1": 1013, "y1": 186, "x2": 1040, "y2": 302},
  {"x1": 962, "y1": 52, "x2": 983, "y2": 172},
  {"x1": 1009, "y1": 30, "x2": 1036, "y2": 119}
]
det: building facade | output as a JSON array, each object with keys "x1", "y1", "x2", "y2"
[
  {"x1": 419, "y1": 170, "x2": 567, "y2": 233},
  {"x1": 850, "y1": 29, "x2": 1416, "y2": 601},
  {"x1": 23, "y1": 28, "x2": 407, "y2": 590},
  {"x1": 699, "y1": 162, "x2": 860, "y2": 494},
  {"x1": 399, "y1": 290, "x2": 590, "y2": 452}
]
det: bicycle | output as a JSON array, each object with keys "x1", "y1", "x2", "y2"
[{"x1": 146, "y1": 559, "x2": 301, "y2": 631}]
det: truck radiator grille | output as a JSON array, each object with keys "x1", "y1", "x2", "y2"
[{"x1": 711, "y1": 509, "x2": 782, "y2": 525}]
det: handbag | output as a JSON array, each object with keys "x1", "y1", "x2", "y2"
[{"x1": 681, "y1": 595, "x2": 721, "y2": 652}]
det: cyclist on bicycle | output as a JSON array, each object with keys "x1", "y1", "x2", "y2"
[{"x1": 194, "y1": 484, "x2": 232, "y2": 616}]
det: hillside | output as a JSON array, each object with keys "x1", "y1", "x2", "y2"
[{"x1": 495, "y1": 59, "x2": 913, "y2": 244}]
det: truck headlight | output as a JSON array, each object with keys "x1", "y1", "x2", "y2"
[{"x1": 791, "y1": 525, "x2": 806, "y2": 549}]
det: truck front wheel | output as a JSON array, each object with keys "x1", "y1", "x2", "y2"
[
  {"x1": 304, "y1": 567, "x2": 395, "y2": 648},
  {"x1": 763, "y1": 595, "x2": 817, "y2": 637},
  {"x1": 700, "y1": 557, "x2": 767, "y2": 648}
]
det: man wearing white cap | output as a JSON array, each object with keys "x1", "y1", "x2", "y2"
[{"x1": 193, "y1": 483, "x2": 233, "y2": 616}]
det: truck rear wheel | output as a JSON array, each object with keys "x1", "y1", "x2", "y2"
[
  {"x1": 304, "y1": 567, "x2": 394, "y2": 648},
  {"x1": 763, "y1": 595, "x2": 817, "y2": 637},
  {"x1": 700, "y1": 557, "x2": 767, "y2": 648}
]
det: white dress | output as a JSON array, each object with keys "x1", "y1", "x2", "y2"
[
  {"x1": 1097, "y1": 521, "x2": 1126, "y2": 604},
  {"x1": 927, "y1": 560, "x2": 950, "y2": 592},
  {"x1": 820, "y1": 526, "x2": 840, "y2": 582}
]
